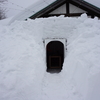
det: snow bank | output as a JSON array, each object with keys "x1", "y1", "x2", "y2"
[{"x1": 0, "y1": 14, "x2": 100, "y2": 100}]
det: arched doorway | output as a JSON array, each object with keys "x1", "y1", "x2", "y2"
[{"x1": 46, "y1": 41, "x2": 64, "y2": 71}]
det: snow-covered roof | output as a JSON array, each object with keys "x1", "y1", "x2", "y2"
[
  {"x1": 9, "y1": 0, "x2": 56, "y2": 23},
  {"x1": 9, "y1": 0, "x2": 100, "y2": 24}
]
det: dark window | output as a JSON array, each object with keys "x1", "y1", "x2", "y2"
[{"x1": 46, "y1": 41, "x2": 64, "y2": 72}]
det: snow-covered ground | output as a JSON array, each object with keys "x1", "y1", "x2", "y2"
[{"x1": 0, "y1": 14, "x2": 100, "y2": 100}]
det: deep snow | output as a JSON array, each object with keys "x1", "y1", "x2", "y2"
[{"x1": 0, "y1": 14, "x2": 100, "y2": 100}]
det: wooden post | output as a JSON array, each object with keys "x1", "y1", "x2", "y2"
[{"x1": 66, "y1": 1, "x2": 69, "y2": 14}]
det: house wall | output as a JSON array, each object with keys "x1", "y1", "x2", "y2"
[
  {"x1": 70, "y1": 4, "x2": 87, "y2": 13},
  {"x1": 49, "y1": 4, "x2": 66, "y2": 14},
  {"x1": 49, "y1": 3, "x2": 86, "y2": 15}
]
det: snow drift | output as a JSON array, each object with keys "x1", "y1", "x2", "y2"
[{"x1": 0, "y1": 14, "x2": 100, "y2": 100}]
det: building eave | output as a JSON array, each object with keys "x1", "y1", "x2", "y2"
[{"x1": 29, "y1": 0, "x2": 100, "y2": 19}]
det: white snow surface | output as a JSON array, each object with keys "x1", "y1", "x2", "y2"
[
  {"x1": 9, "y1": 0, "x2": 56, "y2": 24},
  {"x1": 0, "y1": 14, "x2": 100, "y2": 100}
]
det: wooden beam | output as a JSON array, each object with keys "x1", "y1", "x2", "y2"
[
  {"x1": 30, "y1": 0, "x2": 66, "y2": 19},
  {"x1": 66, "y1": 1, "x2": 69, "y2": 14}
]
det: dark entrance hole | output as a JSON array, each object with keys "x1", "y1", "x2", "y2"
[{"x1": 46, "y1": 41, "x2": 64, "y2": 72}]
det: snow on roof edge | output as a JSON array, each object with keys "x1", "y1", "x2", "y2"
[
  {"x1": 9, "y1": 0, "x2": 56, "y2": 24},
  {"x1": 9, "y1": 0, "x2": 100, "y2": 24}
]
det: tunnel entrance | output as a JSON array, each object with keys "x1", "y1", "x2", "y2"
[{"x1": 46, "y1": 41, "x2": 64, "y2": 72}]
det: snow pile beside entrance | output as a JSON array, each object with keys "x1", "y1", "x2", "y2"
[{"x1": 0, "y1": 14, "x2": 100, "y2": 100}]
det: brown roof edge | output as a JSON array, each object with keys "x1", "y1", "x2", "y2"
[{"x1": 29, "y1": 0, "x2": 100, "y2": 19}]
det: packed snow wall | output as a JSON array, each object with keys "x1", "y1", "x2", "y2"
[{"x1": 0, "y1": 14, "x2": 100, "y2": 100}]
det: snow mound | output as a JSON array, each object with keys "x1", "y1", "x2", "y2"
[{"x1": 0, "y1": 14, "x2": 100, "y2": 100}]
